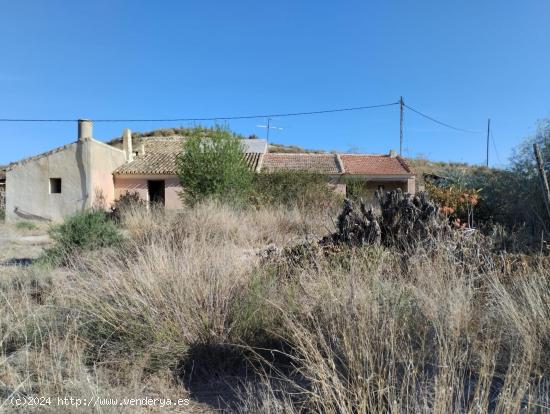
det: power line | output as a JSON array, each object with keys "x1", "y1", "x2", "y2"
[
  {"x1": 0, "y1": 102, "x2": 399, "y2": 123},
  {"x1": 490, "y1": 130, "x2": 502, "y2": 165},
  {"x1": 404, "y1": 103, "x2": 482, "y2": 133}
]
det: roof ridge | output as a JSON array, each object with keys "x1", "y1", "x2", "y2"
[
  {"x1": 265, "y1": 153, "x2": 334, "y2": 156},
  {"x1": 339, "y1": 153, "x2": 388, "y2": 157},
  {"x1": 395, "y1": 155, "x2": 414, "y2": 174},
  {"x1": 256, "y1": 153, "x2": 265, "y2": 173},
  {"x1": 335, "y1": 153, "x2": 345, "y2": 173},
  {"x1": 8, "y1": 141, "x2": 77, "y2": 170}
]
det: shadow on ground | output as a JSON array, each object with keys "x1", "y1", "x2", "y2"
[
  {"x1": 175, "y1": 341, "x2": 301, "y2": 411},
  {"x1": 1, "y1": 257, "x2": 35, "y2": 267}
]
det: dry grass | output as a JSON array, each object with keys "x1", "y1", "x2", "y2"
[{"x1": 0, "y1": 202, "x2": 549, "y2": 413}]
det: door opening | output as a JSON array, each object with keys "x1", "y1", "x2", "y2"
[{"x1": 147, "y1": 180, "x2": 165, "y2": 206}]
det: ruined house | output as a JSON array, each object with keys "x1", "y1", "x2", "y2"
[{"x1": 4, "y1": 120, "x2": 415, "y2": 222}]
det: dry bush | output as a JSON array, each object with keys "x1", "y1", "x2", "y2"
[
  {"x1": 0, "y1": 201, "x2": 549, "y2": 413},
  {"x1": 237, "y1": 246, "x2": 550, "y2": 413}
]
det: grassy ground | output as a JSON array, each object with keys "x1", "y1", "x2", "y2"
[
  {"x1": 0, "y1": 204, "x2": 549, "y2": 413},
  {"x1": 0, "y1": 221, "x2": 50, "y2": 264}
]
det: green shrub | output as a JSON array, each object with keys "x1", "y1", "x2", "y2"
[
  {"x1": 177, "y1": 126, "x2": 254, "y2": 206},
  {"x1": 342, "y1": 178, "x2": 373, "y2": 202},
  {"x1": 252, "y1": 171, "x2": 341, "y2": 210},
  {"x1": 16, "y1": 220, "x2": 38, "y2": 231},
  {"x1": 41, "y1": 211, "x2": 122, "y2": 265}
]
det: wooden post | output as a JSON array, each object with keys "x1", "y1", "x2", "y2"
[
  {"x1": 399, "y1": 97, "x2": 404, "y2": 156},
  {"x1": 533, "y1": 143, "x2": 550, "y2": 222},
  {"x1": 486, "y1": 119, "x2": 491, "y2": 168}
]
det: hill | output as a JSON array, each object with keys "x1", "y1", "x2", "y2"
[{"x1": 107, "y1": 127, "x2": 495, "y2": 182}]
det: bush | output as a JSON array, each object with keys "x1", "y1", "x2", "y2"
[
  {"x1": 252, "y1": 171, "x2": 341, "y2": 210},
  {"x1": 424, "y1": 181, "x2": 479, "y2": 227},
  {"x1": 16, "y1": 220, "x2": 38, "y2": 231},
  {"x1": 176, "y1": 126, "x2": 254, "y2": 206},
  {"x1": 109, "y1": 191, "x2": 145, "y2": 223},
  {"x1": 41, "y1": 210, "x2": 122, "y2": 265},
  {"x1": 433, "y1": 162, "x2": 547, "y2": 236}
]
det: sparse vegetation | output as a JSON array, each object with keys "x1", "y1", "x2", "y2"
[
  {"x1": 419, "y1": 118, "x2": 550, "y2": 240},
  {"x1": 252, "y1": 170, "x2": 341, "y2": 210},
  {"x1": 109, "y1": 190, "x2": 145, "y2": 223},
  {"x1": 15, "y1": 220, "x2": 38, "y2": 231},
  {"x1": 1, "y1": 196, "x2": 548, "y2": 413},
  {"x1": 40, "y1": 210, "x2": 122, "y2": 266},
  {"x1": 2, "y1": 121, "x2": 550, "y2": 412}
]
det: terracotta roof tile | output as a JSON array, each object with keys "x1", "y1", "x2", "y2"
[
  {"x1": 114, "y1": 152, "x2": 179, "y2": 175},
  {"x1": 114, "y1": 140, "x2": 262, "y2": 175},
  {"x1": 113, "y1": 136, "x2": 413, "y2": 177},
  {"x1": 245, "y1": 152, "x2": 262, "y2": 172},
  {"x1": 260, "y1": 154, "x2": 341, "y2": 174},
  {"x1": 340, "y1": 154, "x2": 413, "y2": 175}
]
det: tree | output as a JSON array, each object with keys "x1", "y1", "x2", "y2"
[
  {"x1": 176, "y1": 126, "x2": 254, "y2": 205},
  {"x1": 511, "y1": 119, "x2": 550, "y2": 175}
]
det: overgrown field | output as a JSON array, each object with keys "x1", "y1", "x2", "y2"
[{"x1": 1, "y1": 201, "x2": 549, "y2": 413}]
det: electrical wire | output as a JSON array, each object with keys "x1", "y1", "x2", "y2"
[
  {"x1": 490, "y1": 130, "x2": 502, "y2": 165},
  {"x1": 404, "y1": 103, "x2": 482, "y2": 134},
  {"x1": 0, "y1": 102, "x2": 399, "y2": 123}
]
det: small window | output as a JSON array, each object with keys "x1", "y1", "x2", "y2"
[{"x1": 50, "y1": 178, "x2": 62, "y2": 194}]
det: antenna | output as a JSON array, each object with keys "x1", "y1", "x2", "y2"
[{"x1": 256, "y1": 118, "x2": 283, "y2": 141}]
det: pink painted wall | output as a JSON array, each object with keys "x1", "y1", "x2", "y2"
[
  {"x1": 164, "y1": 177, "x2": 184, "y2": 209},
  {"x1": 90, "y1": 140, "x2": 127, "y2": 209},
  {"x1": 114, "y1": 175, "x2": 184, "y2": 209}
]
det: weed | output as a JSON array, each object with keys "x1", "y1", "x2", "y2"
[{"x1": 15, "y1": 220, "x2": 38, "y2": 231}]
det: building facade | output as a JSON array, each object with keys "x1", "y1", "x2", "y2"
[{"x1": 4, "y1": 120, "x2": 415, "y2": 222}]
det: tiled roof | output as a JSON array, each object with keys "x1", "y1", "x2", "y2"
[
  {"x1": 245, "y1": 152, "x2": 262, "y2": 172},
  {"x1": 260, "y1": 154, "x2": 342, "y2": 174},
  {"x1": 114, "y1": 142, "x2": 263, "y2": 175},
  {"x1": 339, "y1": 154, "x2": 413, "y2": 176},
  {"x1": 113, "y1": 136, "x2": 413, "y2": 177},
  {"x1": 114, "y1": 152, "x2": 179, "y2": 175}
]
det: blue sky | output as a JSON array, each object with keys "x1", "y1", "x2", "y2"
[{"x1": 1, "y1": 1, "x2": 549, "y2": 166}]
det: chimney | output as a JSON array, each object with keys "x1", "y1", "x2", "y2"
[
  {"x1": 122, "y1": 128, "x2": 133, "y2": 162},
  {"x1": 389, "y1": 149, "x2": 397, "y2": 158},
  {"x1": 138, "y1": 142, "x2": 145, "y2": 156},
  {"x1": 78, "y1": 119, "x2": 93, "y2": 141}
]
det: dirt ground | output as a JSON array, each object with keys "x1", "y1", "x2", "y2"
[{"x1": 0, "y1": 221, "x2": 51, "y2": 266}]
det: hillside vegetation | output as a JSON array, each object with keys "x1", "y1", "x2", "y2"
[
  {"x1": 108, "y1": 126, "x2": 329, "y2": 154},
  {"x1": 1, "y1": 122, "x2": 545, "y2": 412},
  {"x1": 1, "y1": 194, "x2": 549, "y2": 412}
]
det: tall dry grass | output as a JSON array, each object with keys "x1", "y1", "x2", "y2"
[{"x1": 1, "y1": 201, "x2": 549, "y2": 413}]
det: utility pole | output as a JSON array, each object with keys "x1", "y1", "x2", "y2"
[
  {"x1": 399, "y1": 96, "x2": 404, "y2": 156},
  {"x1": 533, "y1": 143, "x2": 550, "y2": 222},
  {"x1": 266, "y1": 118, "x2": 271, "y2": 141},
  {"x1": 486, "y1": 118, "x2": 491, "y2": 168}
]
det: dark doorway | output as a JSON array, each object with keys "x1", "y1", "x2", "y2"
[{"x1": 147, "y1": 180, "x2": 165, "y2": 206}]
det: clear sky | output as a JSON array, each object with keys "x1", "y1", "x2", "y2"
[{"x1": 1, "y1": 1, "x2": 549, "y2": 166}]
